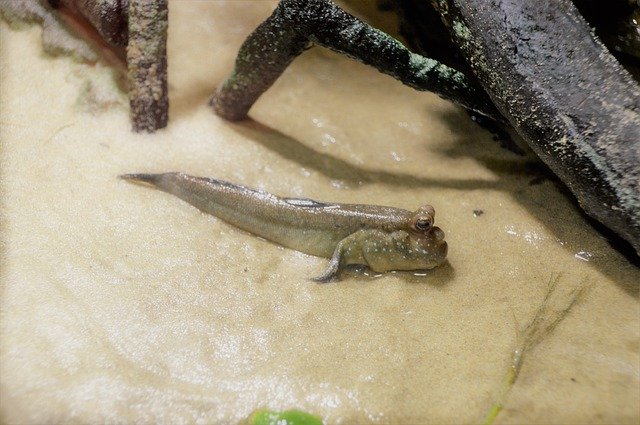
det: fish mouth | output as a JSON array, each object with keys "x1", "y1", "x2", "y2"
[
  {"x1": 431, "y1": 226, "x2": 446, "y2": 243},
  {"x1": 438, "y1": 240, "x2": 449, "y2": 260},
  {"x1": 431, "y1": 227, "x2": 448, "y2": 263}
]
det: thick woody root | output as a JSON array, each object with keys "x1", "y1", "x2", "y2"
[
  {"x1": 126, "y1": 0, "x2": 168, "y2": 133},
  {"x1": 211, "y1": 0, "x2": 499, "y2": 122}
]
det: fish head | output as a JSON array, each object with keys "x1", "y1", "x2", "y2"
[
  {"x1": 401, "y1": 205, "x2": 448, "y2": 269},
  {"x1": 362, "y1": 205, "x2": 448, "y2": 272}
]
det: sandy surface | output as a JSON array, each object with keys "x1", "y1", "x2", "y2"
[{"x1": 1, "y1": 1, "x2": 638, "y2": 424}]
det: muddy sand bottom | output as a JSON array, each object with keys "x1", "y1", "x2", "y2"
[{"x1": 1, "y1": 2, "x2": 638, "y2": 424}]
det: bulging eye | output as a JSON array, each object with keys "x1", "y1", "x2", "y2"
[{"x1": 414, "y1": 216, "x2": 433, "y2": 232}]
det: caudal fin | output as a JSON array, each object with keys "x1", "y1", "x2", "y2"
[{"x1": 119, "y1": 173, "x2": 164, "y2": 188}]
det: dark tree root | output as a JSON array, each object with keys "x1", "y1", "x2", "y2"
[
  {"x1": 432, "y1": 0, "x2": 640, "y2": 254},
  {"x1": 212, "y1": 0, "x2": 640, "y2": 253},
  {"x1": 58, "y1": 0, "x2": 128, "y2": 46},
  {"x1": 13, "y1": 0, "x2": 637, "y2": 248},
  {"x1": 126, "y1": 0, "x2": 168, "y2": 133},
  {"x1": 210, "y1": 0, "x2": 500, "y2": 122}
]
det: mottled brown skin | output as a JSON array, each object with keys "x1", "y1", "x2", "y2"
[{"x1": 120, "y1": 172, "x2": 448, "y2": 282}]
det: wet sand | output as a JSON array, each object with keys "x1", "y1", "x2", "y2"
[{"x1": 1, "y1": 2, "x2": 638, "y2": 423}]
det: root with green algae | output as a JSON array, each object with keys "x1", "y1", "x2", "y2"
[{"x1": 483, "y1": 275, "x2": 590, "y2": 425}]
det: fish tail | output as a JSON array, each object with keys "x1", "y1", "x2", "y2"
[{"x1": 119, "y1": 173, "x2": 165, "y2": 189}]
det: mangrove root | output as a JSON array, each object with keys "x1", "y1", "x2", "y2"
[
  {"x1": 126, "y1": 0, "x2": 168, "y2": 133},
  {"x1": 432, "y1": 0, "x2": 640, "y2": 254},
  {"x1": 210, "y1": 0, "x2": 499, "y2": 121}
]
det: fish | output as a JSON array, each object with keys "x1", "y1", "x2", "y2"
[{"x1": 120, "y1": 172, "x2": 448, "y2": 282}]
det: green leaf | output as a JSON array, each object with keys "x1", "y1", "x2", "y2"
[{"x1": 248, "y1": 408, "x2": 323, "y2": 425}]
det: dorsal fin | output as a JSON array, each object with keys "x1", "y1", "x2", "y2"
[{"x1": 283, "y1": 197, "x2": 332, "y2": 208}]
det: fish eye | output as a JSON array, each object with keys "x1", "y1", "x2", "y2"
[{"x1": 414, "y1": 216, "x2": 433, "y2": 232}]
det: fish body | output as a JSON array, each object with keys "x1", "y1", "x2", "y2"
[{"x1": 121, "y1": 172, "x2": 448, "y2": 281}]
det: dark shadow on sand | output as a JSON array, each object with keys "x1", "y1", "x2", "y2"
[{"x1": 225, "y1": 112, "x2": 638, "y2": 298}]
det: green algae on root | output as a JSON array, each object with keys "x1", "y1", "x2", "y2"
[{"x1": 211, "y1": 0, "x2": 498, "y2": 121}]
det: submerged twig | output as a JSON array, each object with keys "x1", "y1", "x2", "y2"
[
  {"x1": 484, "y1": 276, "x2": 590, "y2": 424},
  {"x1": 211, "y1": 0, "x2": 499, "y2": 121},
  {"x1": 126, "y1": 0, "x2": 168, "y2": 133}
]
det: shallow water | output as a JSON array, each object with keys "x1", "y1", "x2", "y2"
[{"x1": 1, "y1": 1, "x2": 638, "y2": 424}]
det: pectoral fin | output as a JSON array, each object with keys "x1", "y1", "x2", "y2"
[
  {"x1": 311, "y1": 231, "x2": 370, "y2": 283},
  {"x1": 312, "y1": 243, "x2": 344, "y2": 283}
]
